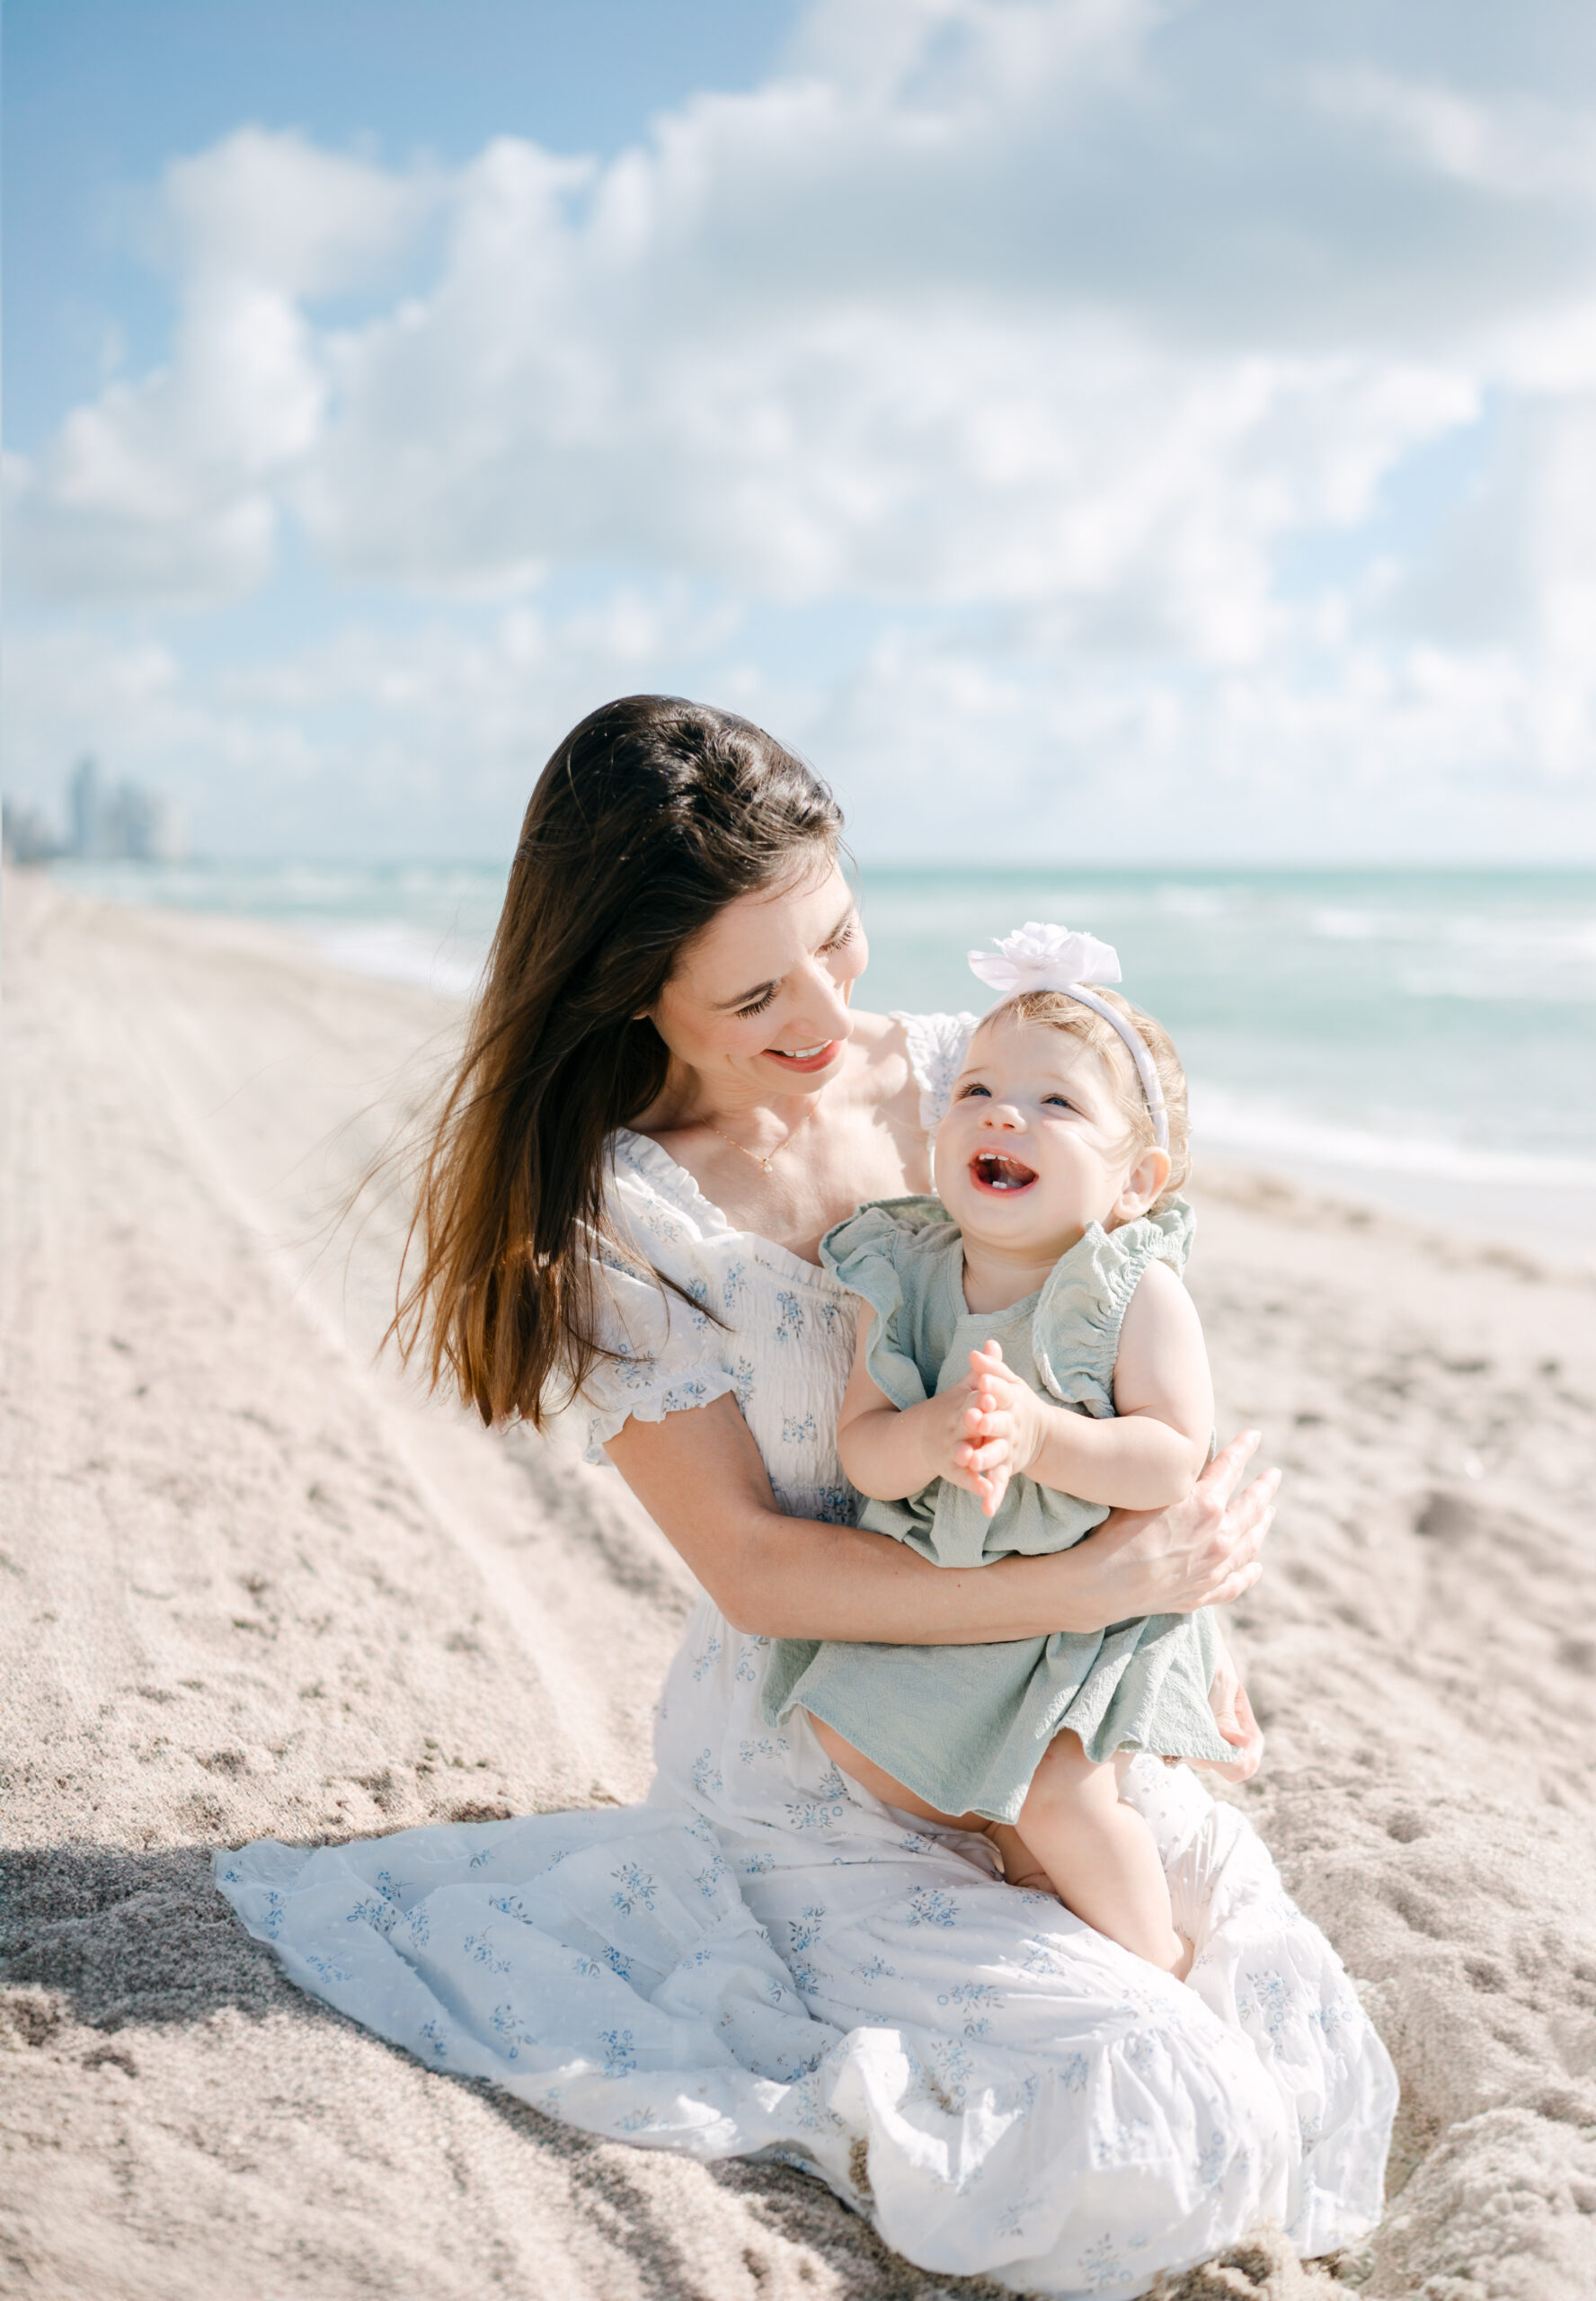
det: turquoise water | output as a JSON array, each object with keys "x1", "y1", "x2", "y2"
[{"x1": 44, "y1": 857, "x2": 1596, "y2": 1244}]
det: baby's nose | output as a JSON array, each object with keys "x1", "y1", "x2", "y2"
[{"x1": 980, "y1": 1103, "x2": 1025, "y2": 1130}]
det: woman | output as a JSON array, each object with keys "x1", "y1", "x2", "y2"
[{"x1": 217, "y1": 697, "x2": 1395, "y2": 2299}]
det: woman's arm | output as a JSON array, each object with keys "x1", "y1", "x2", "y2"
[{"x1": 604, "y1": 1394, "x2": 1276, "y2": 1642}]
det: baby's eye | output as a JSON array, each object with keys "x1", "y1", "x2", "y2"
[
  {"x1": 1042, "y1": 1094, "x2": 1074, "y2": 1110},
  {"x1": 959, "y1": 1083, "x2": 991, "y2": 1099}
]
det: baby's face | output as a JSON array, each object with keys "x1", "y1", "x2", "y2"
[{"x1": 935, "y1": 1015, "x2": 1143, "y2": 1256}]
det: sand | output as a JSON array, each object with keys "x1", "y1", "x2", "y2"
[{"x1": 4, "y1": 869, "x2": 1595, "y2": 2301}]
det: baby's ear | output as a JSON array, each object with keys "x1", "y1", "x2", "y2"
[{"x1": 1116, "y1": 1144, "x2": 1171, "y2": 1219}]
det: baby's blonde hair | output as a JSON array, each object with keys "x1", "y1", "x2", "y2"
[{"x1": 977, "y1": 987, "x2": 1190, "y2": 1213}]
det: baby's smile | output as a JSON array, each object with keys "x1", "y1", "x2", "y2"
[{"x1": 971, "y1": 1148, "x2": 1039, "y2": 1194}]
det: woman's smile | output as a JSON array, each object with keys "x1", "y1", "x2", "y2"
[{"x1": 763, "y1": 1037, "x2": 842, "y2": 1073}]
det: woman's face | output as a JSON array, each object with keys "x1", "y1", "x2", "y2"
[{"x1": 651, "y1": 852, "x2": 867, "y2": 1104}]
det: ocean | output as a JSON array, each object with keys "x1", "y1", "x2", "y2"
[{"x1": 43, "y1": 857, "x2": 1596, "y2": 1262}]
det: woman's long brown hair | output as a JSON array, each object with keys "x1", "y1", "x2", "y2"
[{"x1": 392, "y1": 695, "x2": 842, "y2": 1426}]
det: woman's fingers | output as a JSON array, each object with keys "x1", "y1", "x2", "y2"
[
  {"x1": 1216, "y1": 1485, "x2": 1278, "y2": 1577},
  {"x1": 1208, "y1": 1647, "x2": 1243, "y2": 1741},
  {"x1": 1234, "y1": 1468, "x2": 1281, "y2": 1530},
  {"x1": 1194, "y1": 1444, "x2": 1277, "y2": 1586},
  {"x1": 1196, "y1": 1679, "x2": 1264, "y2": 1781},
  {"x1": 1214, "y1": 1550, "x2": 1266, "y2": 1605},
  {"x1": 1195, "y1": 1428, "x2": 1262, "y2": 1511}
]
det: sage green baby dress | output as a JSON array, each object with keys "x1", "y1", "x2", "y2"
[{"x1": 761, "y1": 1194, "x2": 1234, "y2": 1822}]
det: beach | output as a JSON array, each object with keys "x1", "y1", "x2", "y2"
[{"x1": 4, "y1": 870, "x2": 1596, "y2": 2300}]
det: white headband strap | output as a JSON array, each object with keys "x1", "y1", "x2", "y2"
[{"x1": 967, "y1": 922, "x2": 1170, "y2": 1153}]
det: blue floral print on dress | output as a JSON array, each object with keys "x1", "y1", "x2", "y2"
[{"x1": 608, "y1": 1863, "x2": 658, "y2": 1918}]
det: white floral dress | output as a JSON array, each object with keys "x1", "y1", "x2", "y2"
[{"x1": 215, "y1": 1013, "x2": 1396, "y2": 2301}]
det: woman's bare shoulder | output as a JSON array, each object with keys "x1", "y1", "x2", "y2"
[
  {"x1": 847, "y1": 1007, "x2": 910, "y2": 1057},
  {"x1": 843, "y1": 1009, "x2": 915, "y2": 1102}
]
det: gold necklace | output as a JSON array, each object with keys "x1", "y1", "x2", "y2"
[{"x1": 703, "y1": 1104, "x2": 814, "y2": 1176}]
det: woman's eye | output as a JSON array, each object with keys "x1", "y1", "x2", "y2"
[
  {"x1": 737, "y1": 989, "x2": 776, "y2": 1018},
  {"x1": 821, "y1": 919, "x2": 857, "y2": 955}
]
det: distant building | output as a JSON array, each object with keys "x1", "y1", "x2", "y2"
[
  {"x1": 70, "y1": 756, "x2": 103, "y2": 857},
  {"x1": 2, "y1": 759, "x2": 186, "y2": 868},
  {"x1": 66, "y1": 756, "x2": 186, "y2": 864}
]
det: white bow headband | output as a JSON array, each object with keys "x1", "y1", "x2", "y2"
[{"x1": 967, "y1": 922, "x2": 1169, "y2": 1152}]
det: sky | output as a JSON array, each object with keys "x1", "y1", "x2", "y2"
[{"x1": 5, "y1": 0, "x2": 1596, "y2": 865}]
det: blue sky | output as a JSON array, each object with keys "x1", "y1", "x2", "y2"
[
  {"x1": 5, "y1": 2, "x2": 798, "y2": 447},
  {"x1": 5, "y1": 0, "x2": 1596, "y2": 863}
]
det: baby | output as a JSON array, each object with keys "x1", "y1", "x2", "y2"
[{"x1": 762, "y1": 924, "x2": 1235, "y2": 1978}]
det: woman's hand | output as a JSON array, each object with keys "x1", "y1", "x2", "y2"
[
  {"x1": 1067, "y1": 1430, "x2": 1278, "y2": 1623},
  {"x1": 1193, "y1": 1630, "x2": 1265, "y2": 1781}
]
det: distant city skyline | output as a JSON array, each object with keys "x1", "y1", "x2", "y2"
[
  {"x1": 3, "y1": 756, "x2": 186, "y2": 866},
  {"x1": 4, "y1": 0, "x2": 1595, "y2": 865}
]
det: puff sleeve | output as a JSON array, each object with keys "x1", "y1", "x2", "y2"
[
  {"x1": 579, "y1": 1141, "x2": 740, "y2": 1462},
  {"x1": 1032, "y1": 1198, "x2": 1197, "y2": 1416},
  {"x1": 819, "y1": 1196, "x2": 961, "y2": 1415}
]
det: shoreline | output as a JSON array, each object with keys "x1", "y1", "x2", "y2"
[
  {"x1": 21, "y1": 856, "x2": 1596, "y2": 1276},
  {"x1": 4, "y1": 875, "x2": 1596, "y2": 2300}
]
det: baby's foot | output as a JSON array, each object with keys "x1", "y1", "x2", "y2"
[
  {"x1": 989, "y1": 1823, "x2": 1061, "y2": 1898},
  {"x1": 1006, "y1": 1864, "x2": 1062, "y2": 1898}
]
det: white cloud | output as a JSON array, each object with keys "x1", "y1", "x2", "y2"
[
  {"x1": 5, "y1": 130, "x2": 439, "y2": 604},
  {"x1": 5, "y1": 0, "x2": 1596, "y2": 850}
]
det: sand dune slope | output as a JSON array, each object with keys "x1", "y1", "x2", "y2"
[{"x1": 4, "y1": 874, "x2": 1594, "y2": 2300}]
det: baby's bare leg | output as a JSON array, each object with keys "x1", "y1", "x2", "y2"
[{"x1": 1015, "y1": 1731, "x2": 1191, "y2": 1977}]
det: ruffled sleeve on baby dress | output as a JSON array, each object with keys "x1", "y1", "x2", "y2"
[
  {"x1": 580, "y1": 1131, "x2": 740, "y2": 1461},
  {"x1": 1031, "y1": 1196, "x2": 1197, "y2": 1417},
  {"x1": 819, "y1": 1196, "x2": 958, "y2": 1415}
]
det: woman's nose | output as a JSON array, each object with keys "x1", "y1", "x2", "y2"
[{"x1": 793, "y1": 957, "x2": 854, "y2": 1035}]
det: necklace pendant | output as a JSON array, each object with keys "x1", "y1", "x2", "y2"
[{"x1": 761, "y1": 1157, "x2": 774, "y2": 1173}]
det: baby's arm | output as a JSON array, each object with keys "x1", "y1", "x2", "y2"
[
  {"x1": 838, "y1": 1304, "x2": 1007, "y2": 1510},
  {"x1": 980, "y1": 1261, "x2": 1214, "y2": 1511}
]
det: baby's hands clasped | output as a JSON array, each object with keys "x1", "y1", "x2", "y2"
[
  {"x1": 945, "y1": 1330, "x2": 1210, "y2": 1521},
  {"x1": 943, "y1": 1340, "x2": 1048, "y2": 1518}
]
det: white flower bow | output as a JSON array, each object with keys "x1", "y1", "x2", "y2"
[
  {"x1": 966, "y1": 920, "x2": 1169, "y2": 1149},
  {"x1": 967, "y1": 922, "x2": 1122, "y2": 1001}
]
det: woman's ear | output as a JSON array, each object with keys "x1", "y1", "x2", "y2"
[{"x1": 1114, "y1": 1143, "x2": 1172, "y2": 1222}]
